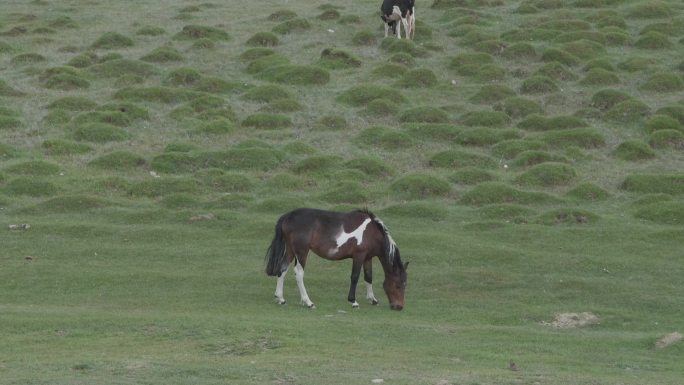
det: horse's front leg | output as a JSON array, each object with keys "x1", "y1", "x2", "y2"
[
  {"x1": 294, "y1": 256, "x2": 315, "y2": 309},
  {"x1": 363, "y1": 259, "x2": 379, "y2": 305},
  {"x1": 274, "y1": 266, "x2": 288, "y2": 305},
  {"x1": 348, "y1": 258, "x2": 363, "y2": 308}
]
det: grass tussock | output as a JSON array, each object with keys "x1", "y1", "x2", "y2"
[
  {"x1": 515, "y1": 162, "x2": 577, "y2": 186},
  {"x1": 613, "y1": 140, "x2": 656, "y2": 161},
  {"x1": 389, "y1": 174, "x2": 452, "y2": 200},
  {"x1": 460, "y1": 182, "x2": 559, "y2": 205},
  {"x1": 337, "y1": 84, "x2": 406, "y2": 106},
  {"x1": 88, "y1": 151, "x2": 147, "y2": 171},
  {"x1": 90, "y1": 32, "x2": 134, "y2": 49},
  {"x1": 621, "y1": 174, "x2": 684, "y2": 195},
  {"x1": 174, "y1": 25, "x2": 230, "y2": 41}
]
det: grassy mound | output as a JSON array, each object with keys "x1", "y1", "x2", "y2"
[
  {"x1": 363, "y1": 99, "x2": 399, "y2": 117},
  {"x1": 590, "y1": 88, "x2": 633, "y2": 111},
  {"x1": 73, "y1": 123, "x2": 129, "y2": 143},
  {"x1": 272, "y1": 18, "x2": 311, "y2": 35},
  {"x1": 478, "y1": 204, "x2": 536, "y2": 223},
  {"x1": 541, "y1": 48, "x2": 580, "y2": 66},
  {"x1": 257, "y1": 65, "x2": 330, "y2": 85},
  {"x1": 4, "y1": 160, "x2": 60, "y2": 176},
  {"x1": 380, "y1": 39, "x2": 428, "y2": 58},
  {"x1": 246, "y1": 32, "x2": 279, "y2": 47},
  {"x1": 317, "y1": 48, "x2": 361, "y2": 70},
  {"x1": 511, "y1": 150, "x2": 567, "y2": 168},
  {"x1": 635, "y1": 201, "x2": 684, "y2": 225},
  {"x1": 516, "y1": 162, "x2": 577, "y2": 186},
  {"x1": 605, "y1": 99, "x2": 650, "y2": 123},
  {"x1": 371, "y1": 63, "x2": 408, "y2": 79},
  {"x1": 396, "y1": 69, "x2": 438, "y2": 88},
  {"x1": 48, "y1": 96, "x2": 98, "y2": 111},
  {"x1": 89, "y1": 151, "x2": 147, "y2": 171},
  {"x1": 627, "y1": 2, "x2": 672, "y2": 19},
  {"x1": 345, "y1": 157, "x2": 394, "y2": 178},
  {"x1": 579, "y1": 68, "x2": 620, "y2": 86},
  {"x1": 260, "y1": 98, "x2": 303, "y2": 113},
  {"x1": 518, "y1": 114, "x2": 586, "y2": 131},
  {"x1": 292, "y1": 155, "x2": 343, "y2": 175},
  {"x1": 640, "y1": 72, "x2": 683, "y2": 92},
  {"x1": 242, "y1": 113, "x2": 292, "y2": 130},
  {"x1": 380, "y1": 202, "x2": 448, "y2": 221},
  {"x1": 460, "y1": 111, "x2": 509, "y2": 127},
  {"x1": 245, "y1": 53, "x2": 290, "y2": 74},
  {"x1": 90, "y1": 32, "x2": 134, "y2": 49},
  {"x1": 566, "y1": 182, "x2": 610, "y2": 201},
  {"x1": 320, "y1": 181, "x2": 369, "y2": 205},
  {"x1": 542, "y1": 127, "x2": 605, "y2": 148},
  {"x1": 634, "y1": 31, "x2": 672, "y2": 49},
  {"x1": 28, "y1": 195, "x2": 111, "y2": 213},
  {"x1": 267, "y1": 10, "x2": 298, "y2": 22},
  {"x1": 534, "y1": 61, "x2": 578, "y2": 81},
  {"x1": 129, "y1": 177, "x2": 198, "y2": 197},
  {"x1": 520, "y1": 75, "x2": 559, "y2": 94},
  {"x1": 41, "y1": 139, "x2": 93, "y2": 156},
  {"x1": 174, "y1": 25, "x2": 230, "y2": 41},
  {"x1": 449, "y1": 167, "x2": 497, "y2": 185},
  {"x1": 354, "y1": 126, "x2": 414, "y2": 150},
  {"x1": 501, "y1": 42, "x2": 537, "y2": 60},
  {"x1": 460, "y1": 182, "x2": 559, "y2": 206},
  {"x1": 449, "y1": 52, "x2": 494, "y2": 76},
  {"x1": 337, "y1": 84, "x2": 405, "y2": 106},
  {"x1": 140, "y1": 47, "x2": 184, "y2": 63},
  {"x1": 0, "y1": 115, "x2": 22, "y2": 130},
  {"x1": 536, "y1": 208, "x2": 598, "y2": 225},
  {"x1": 491, "y1": 139, "x2": 545, "y2": 159},
  {"x1": 621, "y1": 174, "x2": 684, "y2": 195},
  {"x1": 613, "y1": 140, "x2": 656, "y2": 161},
  {"x1": 314, "y1": 115, "x2": 348, "y2": 131},
  {"x1": 114, "y1": 87, "x2": 199, "y2": 104},
  {"x1": 399, "y1": 106, "x2": 449, "y2": 123},
  {"x1": 136, "y1": 25, "x2": 166, "y2": 36},
  {"x1": 429, "y1": 150, "x2": 497, "y2": 169},
  {"x1": 494, "y1": 97, "x2": 543, "y2": 119},
  {"x1": 389, "y1": 174, "x2": 452, "y2": 200},
  {"x1": 88, "y1": 59, "x2": 157, "y2": 78},
  {"x1": 469, "y1": 85, "x2": 516, "y2": 104},
  {"x1": 243, "y1": 85, "x2": 291, "y2": 103},
  {"x1": 0, "y1": 79, "x2": 24, "y2": 97},
  {"x1": 644, "y1": 114, "x2": 683, "y2": 133},
  {"x1": 200, "y1": 171, "x2": 254, "y2": 193},
  {"x1": 648, "y1": 130, "x2": 684, "y2": 149},
  {"x1": 11, "y1": 53, "x2": 47, "y2": 64},
  {"x1": 352, "y1": 30, "x2": 376, "y2": 46},
  {"x1": 196, "y1": 119, "x2": 234, "y2": 135},
  {"x1": 2, "y1": 177, "x2": 58, "y2": 197}
]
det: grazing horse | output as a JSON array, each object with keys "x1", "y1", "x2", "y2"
[
  {"x1": 265, "y1": 208, "x2": 408, "y2": 310},
  {"x1": 381, "y1": 0, "x2": 415, "y2": 40}
]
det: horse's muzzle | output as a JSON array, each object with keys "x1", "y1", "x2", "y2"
[{"x1": 390, "y1": 303, "x2": 404, "y2": 311}]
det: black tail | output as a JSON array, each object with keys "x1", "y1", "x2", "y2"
[{"x1": 265, "y1": 215, "x2": 288, "y2": 276}]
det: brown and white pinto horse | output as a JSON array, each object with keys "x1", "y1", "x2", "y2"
[{"x1": 265, "y1": 208, "x2": 408, "y2": 310}]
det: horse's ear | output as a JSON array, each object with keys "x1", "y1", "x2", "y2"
[{"x1": 404, "y1": 261, "x2": 409, "y2": 270}]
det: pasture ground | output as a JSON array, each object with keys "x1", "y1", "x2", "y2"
[{"x1": 1, "y1": 0, "x2": 683, "y2": 384}]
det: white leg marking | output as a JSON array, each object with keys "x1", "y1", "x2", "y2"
[
  {"x1": 274, "y1": 267, "x2": 288, "y2": 304},
  {"x1": 294, "y1": 261, "x2": 315, "y2": 309},
  {"x1": 366, "y1": 281, "x2": 379, "y2": 305},
  {"x1": 351, "y1": 301, "x2": 360, "y2": 309},
  {"x1": 331, "y1": 218, "x2": 371, "y2": 255}
]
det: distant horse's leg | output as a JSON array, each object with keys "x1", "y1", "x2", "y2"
[
  {"x1": 293, "y1": 254, "x2": 315, "y2": 309},
  {"x1": 348, "y1": 258, "x2": 364, "y2": 308},
  {"x1": 363, "y1": 259, "x2": 379, "y2": 305},
  {"x1": 274, "y1": 266, "x2": 288, "y2": 305}
]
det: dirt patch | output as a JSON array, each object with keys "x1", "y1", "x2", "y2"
[
  {"x1": 655, "y1": 332, "x2": 682, "y2": 349},
  {"x1": 542, "y1": 312, "x2": 600, "y2": 328}
]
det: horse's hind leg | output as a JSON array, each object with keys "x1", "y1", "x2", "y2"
[
  {"x1": 290, "y1": 244, "x2": 315, "y2": 309},
  {"x1": 363, "y1": 258, "x2": 379, "y2": 305},
  {"x1": 348, "y1": 258, "x2": 364, "y2": 308},
  {"x1": 274, "y1": 266, "x2": 288, "y2": 305}
]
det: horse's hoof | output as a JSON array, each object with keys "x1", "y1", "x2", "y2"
[
  {"x1": 351, "y1": 301, "x2": 360, "y2": 309},
  {"x1": 371, "y1": 300, "x2": 379, "y2": 306},
  {"x1": 308, "y1": 303, "x2": 316, "y2": 309}
]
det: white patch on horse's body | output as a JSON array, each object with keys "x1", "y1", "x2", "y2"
[{"x1": 329, "y1": 218, "x2": 372, "y2": 255}]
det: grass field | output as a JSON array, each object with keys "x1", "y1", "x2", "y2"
[{"x1": 1, "y1": 0, "x2": 683, "y2": 384}]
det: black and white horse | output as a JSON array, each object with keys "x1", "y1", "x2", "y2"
[
  {"x1": 381, "y1": 0, "x2": 415, "y2": 40},
  {"x1": 265, "y1": 208, "x2": 408, "y2": 310}
]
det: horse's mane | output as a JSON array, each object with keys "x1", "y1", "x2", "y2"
[{"x1": 357, "y1": 209, "x2": 401, "y2": 269}]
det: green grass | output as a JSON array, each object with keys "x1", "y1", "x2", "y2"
[{"x1": 1, "y1": 1, "x2": 683, "y2": 384}]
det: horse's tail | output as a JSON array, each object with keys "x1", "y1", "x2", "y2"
[{"x1": 265, "y1": 214, "x2": 288, "y2": 276}]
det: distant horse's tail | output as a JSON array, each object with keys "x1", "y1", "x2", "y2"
[{"x1": 265, "y1": 215, "x2": 288, "y2": 276}]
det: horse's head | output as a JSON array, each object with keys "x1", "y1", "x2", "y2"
[{"x1": 383, "y1": 261, "x2": 408, "y2": 311}]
